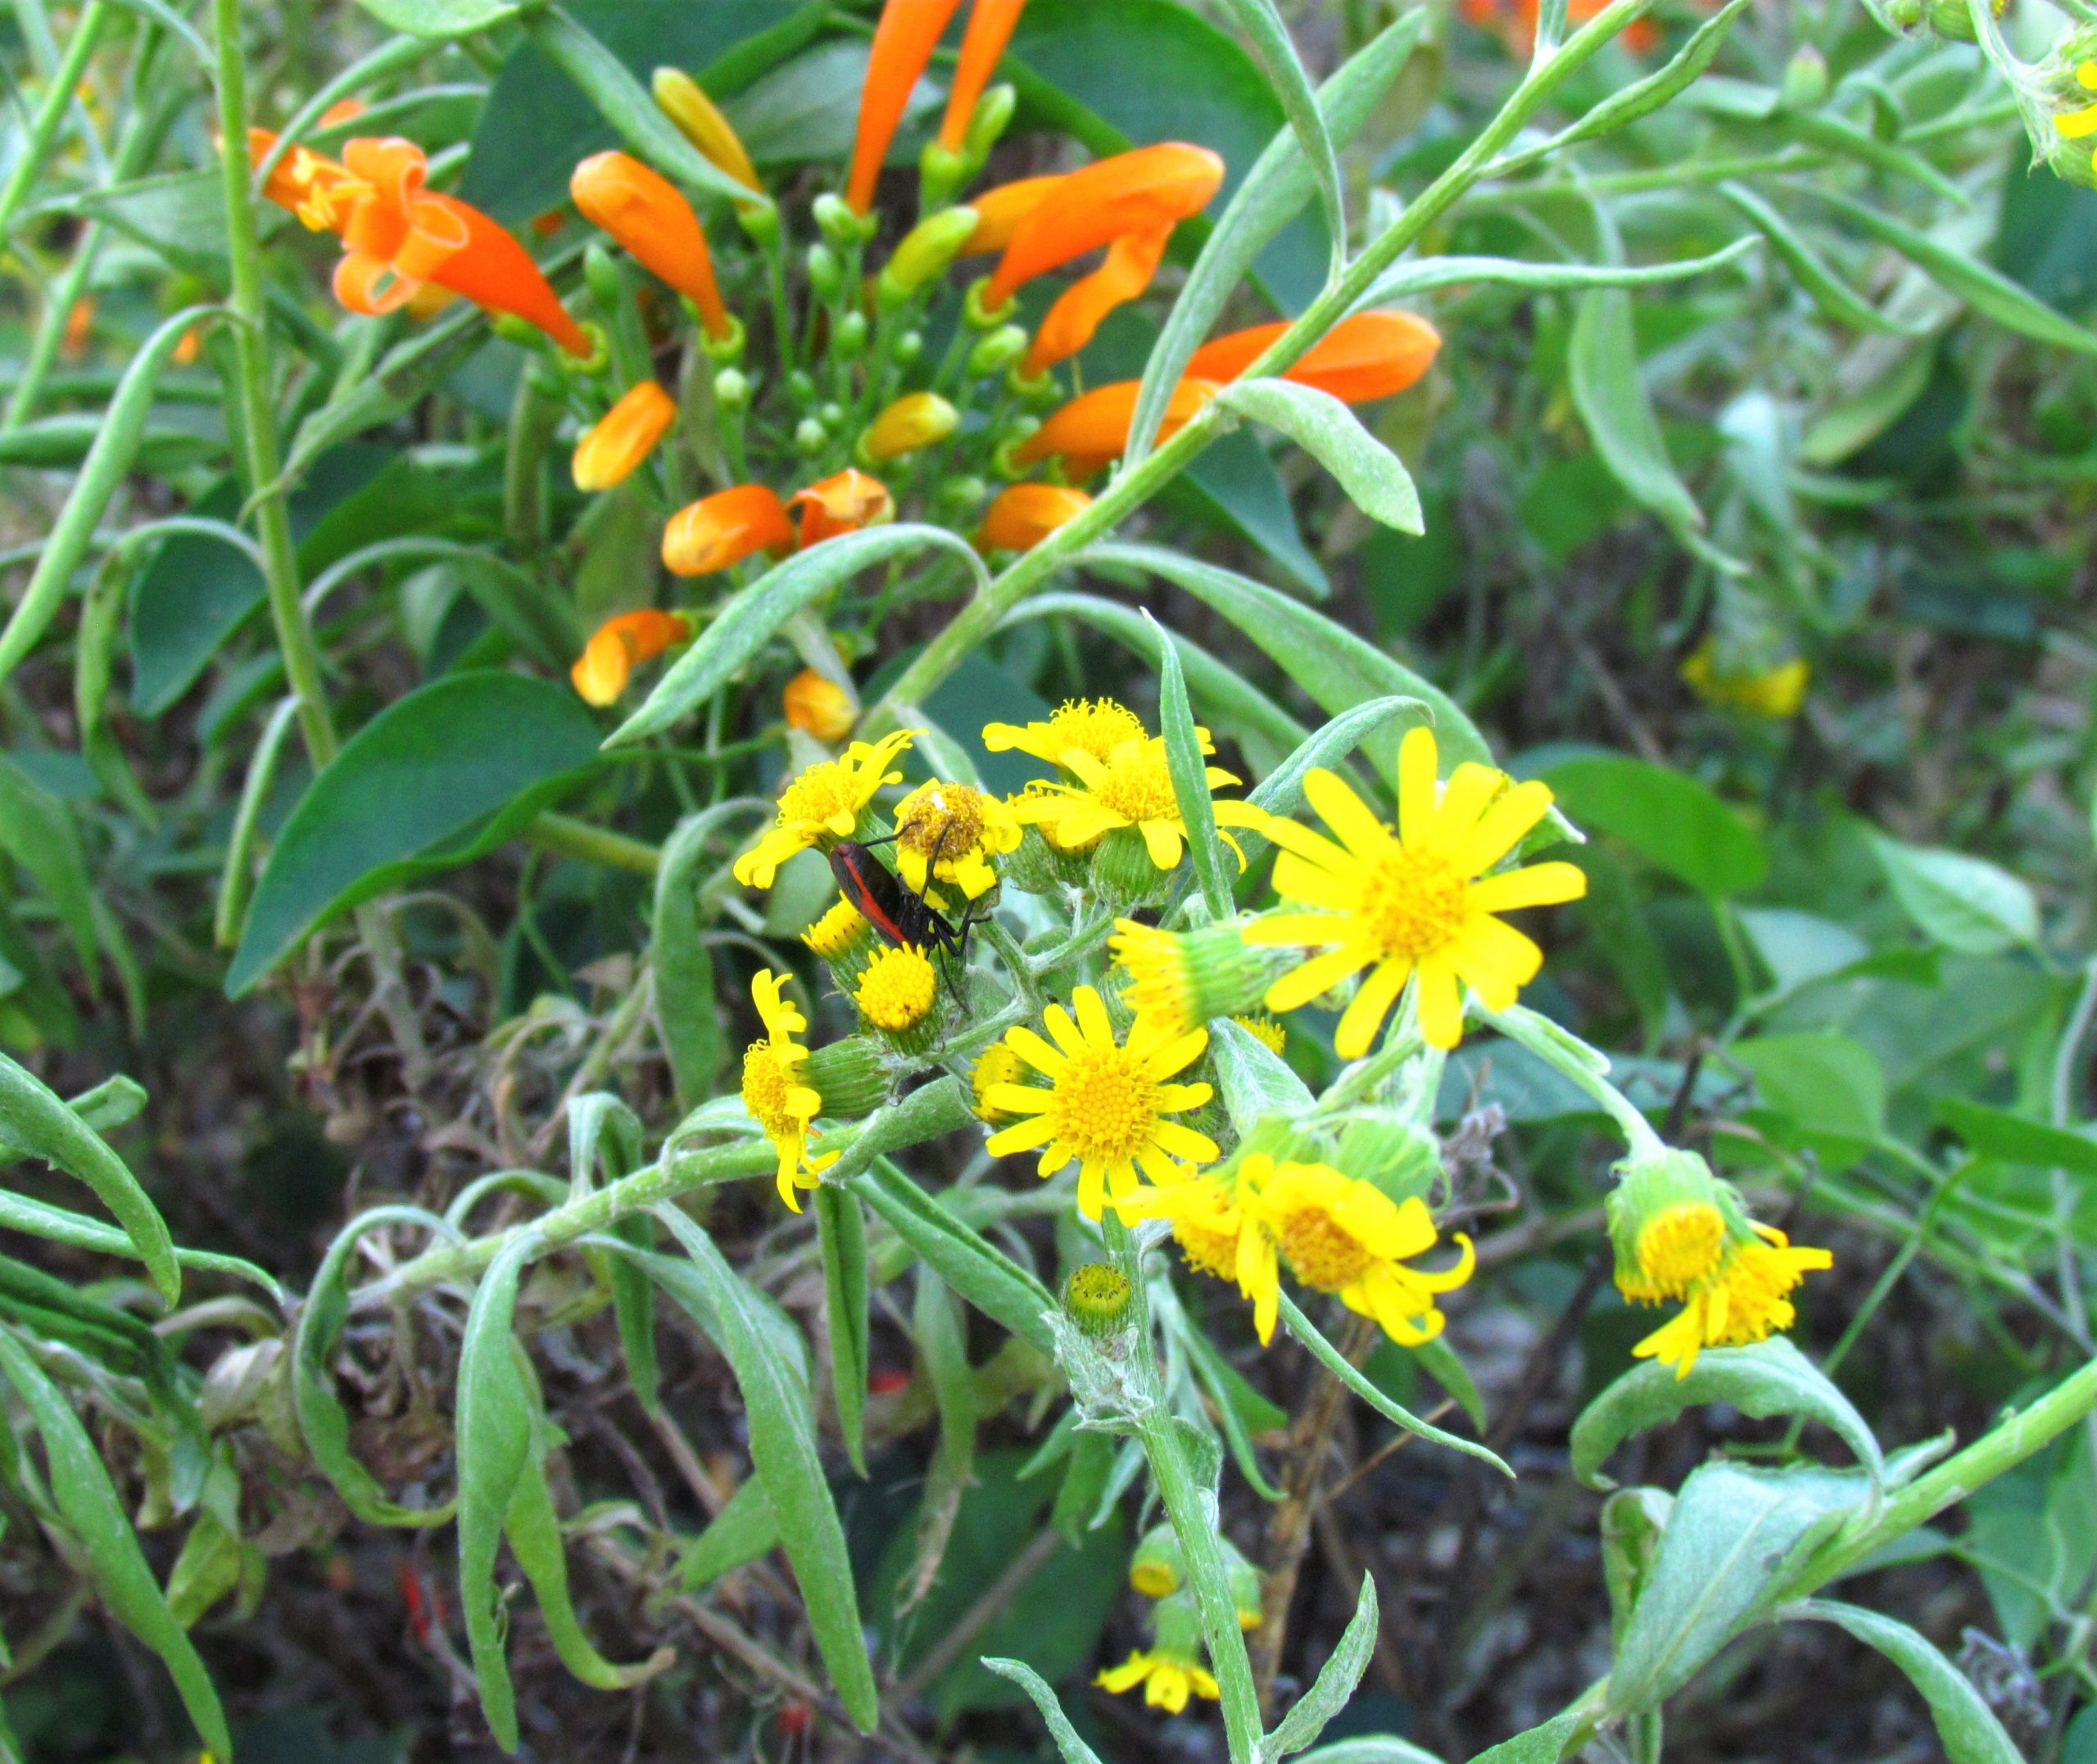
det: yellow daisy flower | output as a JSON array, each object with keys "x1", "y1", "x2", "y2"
[
  {"x1": 1240, "y1": 1155, "x2": 1473, "y2": 1347},
  {"x1": 1621, "y1": 1199, "x2": 1728, "y2": 1305},
  {"x1": 1008, "y1": 733, "x2": 1270, "y2": 872},
  {"x1": 981, "y1": 984, "x2": 1219, "y2": 1220},
  {"x1": 892, "y1": 778, "x2": 1021, "y2": 901},
  {"x1": 984, "y1": 696, "x2": 1148, "y2": 769},
  {"x1": 1096, "y1": 1648, "x2": 1219, "y2": 1714},
  {"x1": 1632, "y1": 1224, "x2": 1833, "y2": 1379},
  {"x1": 970, "y1": 1043, "x2": 1026, "y2": 1122},
  {"x1": 740, "y1": 970, "x2": 838, "y2": 1210},
  {"x1": 1681, "y1": 642, "x2": 1809, "y2": 719},
  {"x1": 855, "y1": 944, "x2": 937, "y2": 1032},
  {"x1": 2054, "y1": 57, "x2": 2097, "y2": 139},
  {"x1": 1116, "y1": 1169, "x2": 1256, "y2": 1287},
  {"x1": 733, "y1": 728, "x2": 917, "y2": 889},
  {"x1": 1244, "y1": 726, "x2": 1586, "y2": 1054},
  {"x1": 803, "y1": 893, "x2": 872, "y2": 959}
]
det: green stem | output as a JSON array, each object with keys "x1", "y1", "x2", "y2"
[
  {"x1": 503, "y1": 369, "x2": 562, "y2": 556},
  {"x1": 525, "y1": 811, "x2": 663, "y2": 875},
  {"x1": 867, "y1": 0, "x2": 1660, "y2": 725},
  {"x1": 0, "y1": 0, "x2": 108, "y2": 244}
]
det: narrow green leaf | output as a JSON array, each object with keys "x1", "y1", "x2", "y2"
[
  {"x1": 1148, "y1": 609, "x2": 1234, "y2": 917},
  {"x1": 1784, "y1": 111, "x2": 1967, "y2": 206},
  {"x1": 981, "y1": 1657, "x2": 1107, "y2": 1764},
  {"x1": 1214, "y1": 378, "x2": 1423, "y2": 533},
  {"x1": 1410, "y1": 1334, "x2": 1488, "y2": 1432},
  {"x1": 1463, "y1": 1708, "x2": 1587, "y2": 1763},
  {"x1": 1937, "y1": 1097, "x2": 2097, "y2": 1176},
  {"x1": 816, "y1": 1186, "x2": 871, "y2": 1476},
  {"x1": 1176, "y1": 1315, "x2": 1286, "y2": 1501},
  {"x1": 1716, "y1": 183, "x2": 1923, "y2": 337},
  {"x1": 1869, "y1": 830, "x2": 2038, "y2": 955},
  {"x1": 1790, "y1": 1600, "x2": 2021, "y2": 1764},
  {"x1": 0, "y1": 757, "x2": 95, "y2": 970},
  {"x1": 609, "y1": 525, "x2": 987, "y2": 748},
  {"x1": 357, "y1": 0, "x2": 523, "y2": 34},
  {"x1": 570, "y1": 1095, "x2": 659, "y2": 1416},
  {"x1": 1265, "y1": 1573, "x2": 1379, "y2": 1759},
  {"x1": 673, "y1": 1474, "x2": 779, "y2": 1591},
  {"x1": 652, "y1": 804, "x2": 759, "y2": 1107},
  {"x1": 649, "y1": 1209, "x2": 879, "y2": 1731},
  {"x1": 1354, "y1": 239, "x2": 1758, "y2": 309},
  {"x1": 0, "y1": 1052, "x2": 177, "y2": 1308},
  {"x1": 1212, "y1": 0, "x2": 1344, "y2": 271},
  {"x1": 1572, "y1": 1339, "x2": 1884, "y2": 1490},
  {"x1": 0, "y1": 1331, "x2": 229, "y2": 1757},
  {"x1": 1277, "y1": 1292, "x2": 1510, "y2": 1476}
]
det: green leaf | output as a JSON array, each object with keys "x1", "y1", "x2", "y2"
[
  {"x1": 1298, "y1": 1742, "x2": 1445, "y2": 1764},
  {"x1": 1732, "y1": 1031, "x2": 1885, "y2": 1167},
  {"x1": 61, "y1": 171, "x2": 227, "y2": 284},
  {"x1": 0, "y1": 1332, "x2": 229, "y2": 1754},
  {"x1": 455, "y1": 1230, "x2": 543, "y2": 1751},
  {"x1": 0, "y1": 756, "x2": 95, "y2": 970},
  {"x1": 981, "y1": 1656, "x2": 1106, "y2": 1764},
  {"x1": 1130, "y1": 11, "x2": 1426, "y2": 463},
  {"x1": 0, "y1": 1052, "x2": 177, "y2": 1308},
  {"x1": 1869, "y1": 830, "x2": 2038, "y2": 956},
  {"x1": 609, "y1": 526, "x2": 985, "y2": 748},
  {"x1": 229, "y1": 672, "x2": 603, "y2": 993},
  {"x1": 1211, "y1": 1016, "x2": 1314, "y2": 1135},
  {"x1": 0, "y1": 412, "x2": 221, "y2": 473},
  {"x1": 283, "y1": 301, "x2": 490, "y2": 480},
  {"x1": 1212, "y1": 0, "x2": 1343, "y2": 273},
  {"x1": 1172, "y1": 428, "x2": 1329, "y2": 598},
  {"x1": 647, "y1": 1210, "x2": 879, "y2": 1731},
  {"x1": 357, "y1": 0, "x2": 523, "y2": 35},
  {"x1": 1789, "y1": 1601, "x2": 2021, "y2": 1764},
  {"x1": 854, "y1": 1157, "x2": 1058, "y2": 1356},
  {"x1": 1410, "y1": 1334, "x2": 1488, "y2": 1432},
  {"x1": 570, "y1": 1096, "x2": 658, "y2": 1416},
  {"x1": 1177, "y1": 1316, "x2": 1286, "y2": 1500},
  {"x1": 673, "y1": 1474, "x2": 778, "y2": 1590},
  {"x1": 1150, "y1": 610, "x2": 1233, "y2": 917},
  {"x1": 1463, "y1": 1709, "x2": 1586, "y2": 1764},
  {"x1": 1607, "y1": 1462, "x2": 1870, "y2": 1716},
  {"x1": 816, "y1": 1186, "x2": 870, "y2": 1477},
  {"x1": 1572, "y1": 1339, "x2": 1884, "y2": 1490},
  {"x1": 1600, "y1": 1486, "x2": 1671, "y2": 1648},
  {"x1": 652, "y1": 803, "x2": 759, "y2": 1109},
  {"x1": 726, "y1": 37, "x2": 937, "y2": 167},
  {"x1": 1355, "y1": 240, "x2": 1760, "y2": 310},
  {"x1": 1214, "y1": 378, "x2": 1422, "y2": 534},
  {"x1": 1717, "y1": 183, "x2": 1924, "y2": 337},
  {"x1": 1278, "y1": 1291, "x2": 1510, "y2": 1475},
  {"x1": 1539, "y1": 753, "x2": 1765, "y2": 897},
  {"x1": 1937, "y1": 1097, "x2": 2097, "y2": 1176},
  {"x1": 1265, "y1": 1573, "x2": 1378, "y2": 1760}
]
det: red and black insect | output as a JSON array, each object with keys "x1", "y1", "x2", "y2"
[{"x1": 828, "y1": 816, "x2": 986, "y2": 980}]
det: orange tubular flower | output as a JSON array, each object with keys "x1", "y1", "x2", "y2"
[
  {"x1": 1014, "y1": 377, "x2": 1220, "y2": 476},
  {"x1": 1026, "y1": 224, "x2": 1170, "y2": 374},
  {"x1": 976, "y1": 483, "x2": 1092, "y2": 551},
  {"x1": 248, "y1": 127, "x2": 364, "y2": 231},
  {"x1": 960, "y1": 174, "x2": 1064, "y2": 255},
  {"x1": 572, "y1": 609, "x2": 692, "y2": 706},
  {"x1": 573, "y1": 382, "x2": 677, "y2": 491},
  {"x1": 939, "y1": 0, "x2": 1027, "y2": 150},
  {"x1": 790, "y1": 469, "x2": 895, "y2": 547},
  {"x1": 846, "y1": 0, "x2": 965, "y2": 214},
  {"x1": 1186, "y1": 310, "x2": 1442, "y2": 403},
  {"x1": 663, "y1": 485, "x2": 795, "y2": 577},
  {"x1": 985, "y1": 143, "x2": 1225, "y2": 307},
  {"x1": 571, "y1": 152, "x2": 731, "y2": 341}
]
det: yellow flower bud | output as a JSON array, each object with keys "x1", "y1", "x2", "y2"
[
  {"x1": 878, "y1": 206, "x2": 981, "y2": 305},
  {"x1": 782, "y1": 667, "x2": 858, "y2": 742},
  {"x1": 572, "y1": 381, "x2": 677, "y2": 491},
  {"x1": 858, "y1": 391, "x2": 959, "y2": 465},
  {"x1": 651, "y1": 67, "x2": 763, "y2": 198}
]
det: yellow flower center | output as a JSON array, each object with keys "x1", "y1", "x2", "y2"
[
  {"x1": 1116, "y1": 925, "x2": 1191, "y2": 1022},
  {"x1": 1716, "y1": 1242, "x2": 1805, "y2": 1342},
  {"x1": 776, "y1": 758, "x2": 865, "y2": 832},
  {"x1": 1048, "y1": 1047, "x2": 1162, "y2": 1164},
  {"x1": 1232, "y1": 1013, "x2": 1286, "y2": 1054},
  {"x1": 972, "y1": 1043, "x2": 1023, "y2": 1119},
  {"x1": 899, "y1": 783, "x2": 987, "y2": 861},
  {"x1": 1359, "y1": 844, "x2": 1471, "y2": 961},
  {"x1": 741, "y1": 1042, "x2": 800, "y2": 1137},
  {"x1": 1173, "y1": 1214, "x2": 1241, "y2": 1282},
  {"x1": 1635, "y1": 1201, "x2": 1728, "y2": 1295},
  {"x1": 1273, "y1": 1203, "x2": 1378, "y2": 1292},
  {"x1": 1092, "y1": 748, "x2": 1180, "y2": 825},
  {"x1": 1047, "y1": 697, "x2": 1145, "y2": 764},
  {"x1": 856, "y1": 945, "x2": 937, "y2": 1029},
  {"x1": 1130, "y1": 1561, "x2": 1179, "y2": 1599},
  {"x1": 803, "y1": 895, "x2": 867, "y2": 957}
]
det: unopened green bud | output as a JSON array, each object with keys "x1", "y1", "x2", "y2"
[
  {"x1": 736, "y1": 201, "x2": 779, "y2": 247},
  {"x1": 812, "y1": 191, "x2": 872, "y2": 246},
  {"x1": 878, "y1": 206, "x2": 981, "y2": 308},
  {"x1": 807, "y1": 243, "x2": 843, "y2": 303},
  {"x1": 830, "y1": 309, "x2": 869, "y2": 362},
  {"x1": 583, "y1": 242, "x2": 625, "y2": 317},
  {"x1": 919, "y1": 138, "x2": 971, "y2": 211},
  {"x1": 1130, "y1": 1522, "x2": 1185, "y2": 1599},
  {"x1": 1091, "y1": 825, "x2": 1169, "y2": 908},
  {"x1": 1063, "y1": 1263, "x2": 1133, "y2": 1338},
  {"x1": 820, "y1": 400, "x2": 846, "y2": 429},
  {"x1": 895, "y1": 329, "x2": 925, "y2": 364},
  {"x1": 964, "y1": 84, "x2": 1017, "y2": 162},
  {"x1": 967, "y1": 323, "x2": 1029, "y2": 380},
  {"x1": 938, "y1": 475, "x2": 987, "y2": 511},
  {"x1": 803, "y1": 1035, "x2": 892, "y2": 1118},
  {"x1": 786, "y1": 369, "x2": 819, "y2": 405},
  {"x1": 963, "y1": 274, "x2": 1017, "y2": 331},
  {"x1": 1779, "y1": 45, "x2": 1828, "y2": 110},
  {"x1": 713, "y1": 368, "x2": 750, "y2": 414},
  {"x1": 795, "y1": 416, "x2": 828, "y2": 455}
]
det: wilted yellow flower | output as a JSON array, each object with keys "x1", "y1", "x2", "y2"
[
  {"x1": 803, "y1": 894, "x2": 871, "y2": 961},
  {"x1": 1110, "y1": 918, "x2": 1275, "y2": 1038},
  {"x1": 734, "y1": 729, "x2": 917, "y2": 889},
  {"x1": 970, "y1": 1043, "x2": 1026, "y2": 1122},
  {"x1": 741, "y1": 970, "x2": 836, "y2": 1210},
  {"x1": 1232, "y1": 1013, "x2": 1287, "y2": 1055}
]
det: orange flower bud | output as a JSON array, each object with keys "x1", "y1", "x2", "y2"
[
  {"x1": 573, "y1": 382, "x2": 677, "y2": 491},
  {"x1": 790, "y1": 469, "x2": 895, "y2": 547},
  {"x1": 960, "y1": 174, "x2": 1064, "y2": 255},
  {"x1": 1013, "y1": 377, "x2": 1219, "y2": 474},
  {"x1": 940, "y1": 0, "x2": 1027, "y2": 151},
  {"x1": 861, "y1": 391, "x2": 958, "y2": 464},
  {"x1": 571, "y1": 609, "x2": 692, "y2": 706},
  {"x1": 985, "y1": 142, "x2": 1224, "y2": 306},
  {"x1": 663, "y1": 484, "x2": 795, "y2": 577},
  {"x1": 1025, "y1": 224, "x2": 1169, "y2": 374},
  {"x1": 1185, "y1": 310, "x2": 1441, "y2": 403},
  {"x1": 60, "y1": 296, "x2": 94, "y2": 360},
  {"x1": 846, "y1": 0, "x2": 965, "y2": 215},
  {"x1": 319, "y1": 97, "x2": 367, "y2": 128},
  {"x1": 976, "y1": 482, "x2": 1092, "y2": 551},
  {"x1": 652, "y1": 67, "x2": 763, "y2": 197},
  {"x1": 571, "y1": 151, "x2": 731, "y2": 341},
  {"x1": 784, "y1": 667, "x2": 859, "y2": 741}
]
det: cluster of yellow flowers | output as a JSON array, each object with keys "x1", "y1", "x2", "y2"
[{"x1": 1093, "y1": 1524, "x2": 1262, "y2": 1712}]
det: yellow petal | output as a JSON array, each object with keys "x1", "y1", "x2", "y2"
[
  {"x1": 1411, "y1": 961, "x2": 1465, "y2": 1052},
  {"x1": 1450, "y1": 780, "x2": 1556, "y2": 877},
  {"x1": 1465, "y1": 860, "x2": 1587, "y2": 914},
  {"x1": 1303, "y1": 767, "x2": 1393, "y2": 862},
  {"x1": 1397, "y1": 726, "x2": 1438, "y2": 846}
]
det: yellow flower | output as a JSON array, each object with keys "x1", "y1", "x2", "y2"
[
  {"x1": 1096, "y1": 1649, "x2": 1219, "y2": 1714},
  {"x1": 1110, "y1": 917, "x2": 1275, "y2": 1038},
  {"x1": 733, "y1": 728, "x2": 917, "y2": 888},
  {"x1": 982, "y1": 985, "x2": 1218, "y2": 1220},
  {"x1": 783, "y1": 667, "x2": 858, "y2": 742},
  {"x1": 1232, "y1": 1013, "x2": 1287, "y2": 1055},
  {"x1": 970, "y1": 1043, "x2": 1026, "y2": 1122},
  {"x1": 860, "y1": 391, "x2": 958, "y2": 464},
  {"x1": 1628, "y1": 1201, "x2": 1728, "y2": 1303},
  {"x1": 802, "y1": 894, "x2": 870, "y2": 960},
  {"x1": 983, "y1": 697, "x2": 1147, "y2": 770},
  {"x1": 1633, "y1": 1225, "x2": 1833, "y2": 1379},
  {"x1": 1245, "y1": 727, "x2": 1586, "y2": 1053},
  {"x1": 1008, "y1": 734, "x2": 1268, "y2": 872},
  {"x1": 1681, "y1": 641, "x2": 1809, "y2": 718},
  {"x1": 1240, "y1": 1155, "x2": 1474, "y2": 1347},
  {"x1": 740, "y1": 970, "x2": 837, "y2": 1210},
  {"x1": 1116, "y1": 1170, "x2": 1257, "y2": 1291},
  {"x1": 855, "y1": 944, "x2": 937, "y2": 1031},
  {"x1": 894, "y1": 780, "x2": 1021, "y2": 901},
  {"x1": 572, "y1": 381, "x2": 676, "y2": 491},
  {"x1": 2054, "y1": 57, "x2": 2097, "y2": 141}
]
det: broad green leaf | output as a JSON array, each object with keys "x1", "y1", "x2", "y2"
[
  {"x1": 1130, "y1": 11, "x2": 1427, "y2": 463},
  {"x1": 1733, "y1": 1030, "x2": 1885, "y2": 1166},
  {"x1": 1790, "y1": 1601, "x2": 2021, "y2": 1764},
  {"x1": 609, "y1": 526, "x2": 986, "y2": 748},
  {"x1": 1172, "y1": 428, "x2": 1329, "y2": 598},
  {"x1": 1805, "y1": 185, "x2": 2097, "y2": 356},
  {"x1": 229, "y1": 672, "x2": 603, "y2": 993},
  {"x1": 1298, "y1": 1743, "x2": 1445, "y2": 1764},
  {"x1": 981, "y1": 1657, "x2": 1107, "y2": 1764},
  {"x1": 1212, "y1": 1016, "x2": 1314, "y2": 1135},
  {"x1": 0, "y1": 1052, "x2": 177, "y2": 1307},
  {"x1": 1601, "y1": 1486, "x2": 1671, "y2": 1647},
  {"x1": 726, "y1": 38, "x2": 937, "y2": 166},
  {"x1": 1278, "y1": 1291, "x2": 1510, "y2": 1475},
  {"x1": 1608, "y1": 1462, "x2": 1870, "y2": 1716},
  {"x1": 1464, "y1": 1709, "x2": 1586, "y2": 1764},
  {"x1": 62, "y1": 171, "x2": 227, "y2": 284},
  {"x1": 1718, "y1": 183, "x2": 1924, "y2": 337},
  {"x1": 283, "y1": 301, "x2": 489, "y2": 480},
  {"x1": 293, "y1": 1206, "x2": 460, "y2": 1527},
  {"x1": 673, "y1": 1474, "x2": 778, "y2": 1590},
  {"x1": 0, "y1": 1332, "x2": 229, "y2": 1757},
  {"x1": 1539, "y1": 753, "x2": 1765, "y2": 897},
  {"x1": 1265, "y1": 1574, "x2": 1378, "y2": 1760},
  {"x1": 1937, "y1": 1097, "x2": 2097, "y2": 1176},
  {"x1": 854, "y1": 1157, "x2": 1058, "y2": 1356},
  {"x1": 357, "y1": 0, "x2": 523, "y2": 35},
  {"x1": 455, "y1": 1230, "x2": 542, "y2": 1751},
  {"x1": 1572, "y1": 1339, "x2": 1884, "y2": 1490},
  {"x1": 816, "y1": 1186, "x2": 871, "y2": 1476},
  {"x1": 0, "y1": 756, "x2": 94, "y2": 969},
  {"x1": 1215, "y1": 378, "x2": 1423, "y2": 534},
  {"x1": 1152, "y1": 610, "x2": 1233, "y2": 917},
  {"x1": 648, "y1": 1210, "x2": 879, "y2": 1730},
  {"x1": 1869, "y1": 831, "x2": 2038, "y2": 956}
]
